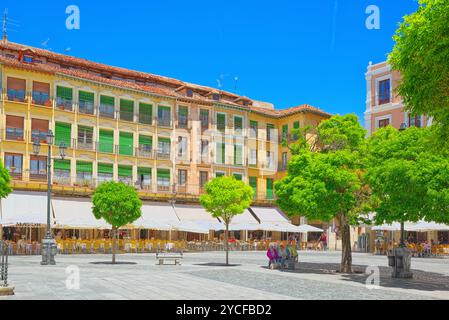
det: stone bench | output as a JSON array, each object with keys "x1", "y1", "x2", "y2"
[{"x1": 156, "y1": 252, "x2": 183, "y2": 265}]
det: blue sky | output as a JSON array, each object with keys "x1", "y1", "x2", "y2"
[{"x1": 2, "y1": 0, "x2": 419, "y2": 120}]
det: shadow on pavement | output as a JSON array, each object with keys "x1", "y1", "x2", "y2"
[
  {"x1": 272, "y1": 262, "x2": 449, "y2": 292},
  {"x1": 194, "y1": 263, "x2": 242, "y2": 267}
]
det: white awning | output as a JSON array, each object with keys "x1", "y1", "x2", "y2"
[
  {"x1": 171, "y1": 221, "x2": 210, "y2": 234},
  {"x1": 296, "y1": 224, "x2": 323, "y2": 233},
  {"x1": 0, "y1": 192, "x2": 49, "y2": 226},
  {"x1": 250, "y1": 207, "x2": 298, "y2": 232},
  {"x1": 134, "y1": 202, "x2": 180, "y2": 230},
  {"x1": 371, "y1": 222, "x2": 416, "y2": 231},
  {"x1": 52, "y1": 197, "x2": 111, "y2": 229},
  {"x1": 406, "y1": 221, "x2": 449, "y2": 232}
]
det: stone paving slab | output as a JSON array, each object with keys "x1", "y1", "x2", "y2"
[{"x1": 1, "y1": 251, "x2": 448, "y2": 300}]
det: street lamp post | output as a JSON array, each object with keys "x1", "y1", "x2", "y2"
[{"x1": 33, "y1": 130, "x2": 67, "y2": 265}]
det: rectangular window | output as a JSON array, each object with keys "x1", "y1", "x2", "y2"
[
  {"x1": 4, "y1": 153, "x2": 23, "y2": 178},
  {"x1": 56, "y1": 86, "x2": 73, "y2": 110},
  {"x1": 200, "y1": 140, "x2": 209, "y2": 162},
  {"x1": 99, "y1": 130, "x2": 114, "y2": 153},
  {"x1": 409, "y1": 115, "x2": 422, "y2": 128},
  {"x1": 139, "y1": 135, "x2": 153, "y2": 156},
  {"x1": 233, "y1": 173, "x2": 243, "y2": 181},
  {"x1": 31, "y1": 119, "x2": 49, "y2": 143},
  {"x1": 77, "y1": 126, "x2": 94, "y2": 150},
  {"x1": 118, "y1": 165, "x2": 133, "y2": 184},
  {"x1": 5, "y1": 115, "x2": 24, "y2": 141},
  {"x1": 98, "y1": 163, "x2": 113, "y2": 183},
  {"x1": 178, "y1": 136, "x2": 188, "y2": 158},
  {"x1": 55, "y1": 122, "x2": 72, "y2": 147},
  {"x1": 266, "y1": 151, "x2": 274, "y2": 168},
  {"x1": 178, "y1": 106, "x2": 189, "y2": 128},
  {"x1": 76, "y1": 161, "x2": 93, "y2": 183},
  {"x1": 216, "y1": 172, "x2": 225, "y2": 178},
  {"x1": 217, "y1": 113, "x2": 226, "y2": 134},
  {"x1": 120, "y1": 99, "x2": 134, "y2": 122},
  {"x1": 200, "y1": 171, "x2": 208, "y2": 188},
  {"x1": 157, "y1": 137, "x2": 171, "y2": 158},
  {"x1": 250, "y1": 120, "x2": 258, "y2": 138},
  {"x1": 30, "y1": 156, "x2": 47, "y2": 180},
  {"x1": 32, "y1": 81, "x2": 50, "y2": 106},
  {"x1": 157, "y1": 169, "x2": 170, "y2": 189},
  {"x1": 249, "y1": 177, "x2": 257, "y2": 198},
  {"x1": 378, "y1": 118, "x2": 390, "y2": 128},
  {"x1": 282, "y1": 152, "x2": 288, "y2": 170},
  {"x1": 178, "y1": 169, "x2": 187, "y2": 186},
  {"x1": 282, "y1": 124, "x2": 288, "y2": 140},
  {"x1": 293, "y1": 121, "x2": 300, "y2": 140},
  {"x1": 139, "y1": 103, "x2": 153, "y2": 125},
  {"x1": 249, "y1": 149, "x2": 257, "y2": 166},
  {"x1": 200, "y1": 109, "x2": 209, "y2": 130},
  {"x1": 266, "y1": 178, "x2": 274, "y2": 200},
  {"x1": 234, "y1": 144, "x2": 243, "y2": 166},
  {"x1": 378, "y1": 79, "x2": 391, "y2": 105},
  {"x1": 78, "y1": 91, "x2": 95, "y2": 115},
  {"x1": 158, "y1": 106, "x2": 171, "y2": 127},
  {"x1": 99, "y1": 95, "x2": 115, "y2": 118},
  {"x1": 138, "y1": 167, "x2": 152, "y2": 189},
  {"x1": 216, "y1": 142, "x2": 225, "y2": 164},
  {"x1": 266, "y1": 124, "x2": 275, "y2": 141},
  {"x1": 7, "y1": 77, "x2": 26, "y2": 102},
  {"x1": 234, "y1": 116, "x2": 243, "y2": 135},
  {"x1": 119, "y1": 132, "x2": 134, "y2": 156},
  {"x1": 54, "y1": 159, "x2": 71, "y2": 184}
]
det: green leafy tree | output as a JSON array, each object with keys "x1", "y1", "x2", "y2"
[
  {"x1": 92, "y1": 181, "x2": 142, "y2": 264},
  {"x1": 389, "y1": 0, "x2": 449, "y2": 143},
  {"x1": 200, "y1": 176, "x2": 254, "y2": 265},
  {"x1": 366, "y1": 126, "x2": 449, "y2": 240},
  {"x1": 0, "y1": 159, "x2": 12, "y2": 199},
  {"x1": 276, "y1": 114, "x2": 370, "y2": 273}
]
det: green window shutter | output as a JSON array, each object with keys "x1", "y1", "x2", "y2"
[
  {"x1": 98, "y1": 163, "x2": 113, "y2": 174},
  {"x1": 120, "y1": 99, "x2": 134, "y2": 112},
  {"x1": 55, "y1": 122, "x2": 71, "y2": 147},
  {"x1": 158, "y1": 106, "x2": 170, "y2": 113},
  {"x1": 217, "y1": 113, "x2": 226, "y2": 132},
  {"x1": 234, "y1": 145, "x2": 243, "y2": 165},
  {"x1": 76, "y1": 161, "x2": 93, "y2": 173},
  {"x1": 157, "y1": 169, "x2": 170, "y2": 179},
  {"x1": 138, "y1": 167, "x2": 152, "y2": 175},
  {"x1": 118, "y1": 165, "x2": 133, "y2": 177},
  {"x1": 234, "y1": 116, "x2": 243, "y2": 130},
  {"x1": 100, "y1": 95, "x2": 115, "y2": 106},
  {"x1": 79, "y1": 91, "x2": 94, "y2": 103},
  {"x1": 54, "y1": 159, "x2": 71, "y2": 171},
  {"x1": 178, "y1": 106, "x2": 188, "y2": 117},
  {"x1": 139, "y1": 135, "x2": 152, "y2": 147},
  {"x1": 294, "y1": 121, "x2": 300, "y2": 129},
  {"x1": 266, "y1": 179, "x2": 274, "y2": 200},
  {"x1": 119, "y1": 132, "x2": 134, "y2": 156},
  {"x1": 158, "y1": 137, "x2": 170, "y2": 144},
  {"x1": 233, "y1": 173, "x2": 243, "y2": 181},
  {"x1": 56, "y1": 86, "x2": 72, "y2": 100},
  {"x1": 78, "y1": 125, "x2": 93, "y2": 133},
  {"x1": 250, "y1": 120, "x2": 258, "y2": 127},
  {"x1": 216, "y1": 172, "x2": 225, "y2": 178},
  {"x1": 282, "y1": 124, "x2": 288, "y2": 136},
  {"x1": 139, "y1": 103, "x2": 152, "y2": 114},
  {"x1": 99, "y1": 130, "x2": 114, "y2": 153},
  {"x1": 249, "y1": 177, "x2": 257, "y2": 195},
  {"x1": 216, "y1": 142, "x2": 225, "y2": 164}
]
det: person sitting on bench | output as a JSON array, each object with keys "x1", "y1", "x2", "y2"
[
  {"x1": 278, "y1": 244, "x2": 289, "y2": 270},
  {"x1": 266, "y1": 244, "x2": 278, "y2": 268},
  {"x1": 287, "y1": 243, "x2": 298, "y2": 263}
]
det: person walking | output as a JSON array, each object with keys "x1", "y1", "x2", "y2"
[{"x1": 319, "y1": 232, "x2": 327, "y2": 251}]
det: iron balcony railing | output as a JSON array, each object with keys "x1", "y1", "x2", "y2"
[
  {"x1": 136, "y1": 146, "x2": 154, "y2": 158},
  {"x1": 77, "y1": 139, "x2": 94, "y2": 151},
  {"x1": 157, "y1": 118, "x2": 171, "y2": 127},
  {"x1": 31, "y1": 92, "x2": 51, "y2": 106},
  {"x1": 56, "y1": 97, "x2": 73, "y2": 111},
  {"x1": 138, "y1": 113, "x2": 153, "y2": 125},
  {"x1": 156, "y1": 150, "x2": 171, "y2": 160},
  {"x1": 31, "y1": 130, "x2": 49, "y2": 143},
  {"x1": 119, "y1": 110, "x2": 134, "y2": 122},
  {"x1": 5, "y1": 127, "x2": 24, "y2": 141},
  {"x1": 78, "y1": 100, "x2": 95, "y2": 115},
  {"x1": 99, "y1": 104, "x2": 115, "y2": 119},
  {"x1": 6, "y1": 89, "x2": 27, "y2": 103},
  {"x1": 118, "y1": 145, "x2": 135, "y2": 157}
]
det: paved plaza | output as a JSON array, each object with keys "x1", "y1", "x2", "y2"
[{"x1": 2, "y1": 251, "x2": 449, "y2": 300}]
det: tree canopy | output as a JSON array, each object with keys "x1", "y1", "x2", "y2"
[
  {"x1": 92, "y1": 181, "x2": 142, "y2": 228},
  {"x1": 389, "y1": 0, "x2": 449, "y2": 142},
  {"x1": 366, "y1": 126, "x2": 449, "y2": 225},
  {"x1": 276, "y1": 114, "x2": 369, "y2": 272},
  {"x1": 0, "y1": 159, "x2": 12, "y2": 199}
]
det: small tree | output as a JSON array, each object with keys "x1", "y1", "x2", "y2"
[
  {"x1": 275, "y1": 114, "x2": 370, "y2": 273},
  {"x1": 366, "y1": 126, "x2": 449, "y2": 240},
  {"x1": 200, "y1": 176, "x2": 254, "y2": 265},
  {"x1": 0, "y1": 159, "x2": 12, "y2": 199},
  {"x1": 92, "y1": 181, "x2": 142, "y2": 264}
]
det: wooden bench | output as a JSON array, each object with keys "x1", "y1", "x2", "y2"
[{"x1": 156, "y1": 251, "x2": 183, "y2": 265}]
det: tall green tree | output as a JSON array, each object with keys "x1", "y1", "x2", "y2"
[
  {"x1": 366, "y1": 126, "x2": 449, "y2": 234},
  {"x1": 92, "y1": 181, "x2": 142, "y2": 264},
  {"x1": 276, "y1": 114, "x2": 370, "y2": 273},
  {"x1": 200, "y1": 176, "x2": 254, "y2": 265},
  {"x1": 389, "y1": 0, "x2": 449, "y2": 143}
]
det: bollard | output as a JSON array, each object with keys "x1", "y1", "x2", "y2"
[{"x1": 0, "y1": 241, "x2": 15, "y2": 296}]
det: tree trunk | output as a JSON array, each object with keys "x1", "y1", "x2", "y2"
[
  {"x1": 112, "y1": 226, "x2": 117, "y2": 264},
  {"x1": 225, "y1": 222, "x2": 229, "y2": 266},
  {"x1": 339, "y1": 215, "x2": 352, "y2": 273}
]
